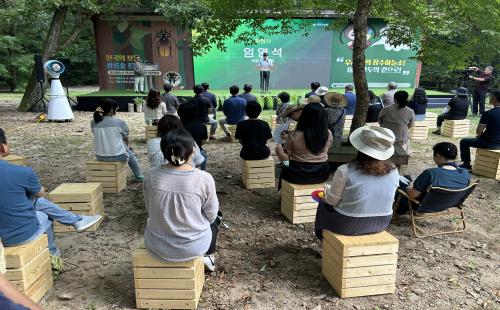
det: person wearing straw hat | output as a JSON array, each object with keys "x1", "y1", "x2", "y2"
[
  {"x1": 323, "y1": 92, "x2": 347, "y2": 143},
  {"x1": 314, "y1": 126, "x2": 399, "y2": 238},
  {"x1": 275, "y1": 103, "x2": 307, "y2": 164},
  {"x1": 378, "y1": 90, "x2": 415, "y2": 153},
  {"x1": 278, "y1": 103, "x2": 333, "y2": 188}
]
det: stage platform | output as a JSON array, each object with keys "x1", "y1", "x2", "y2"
[{"x1": 75, "y1": 89, "x2": 453, "y2": 112}]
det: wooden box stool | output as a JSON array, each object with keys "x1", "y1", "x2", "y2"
[
  {"x1": 133, "y1": 246, "x2": 204, "y2": 309},
  {"x1": 146, "y1": 125, "x2": 157, "y2": 142},
  {"x1": 86, "y1": 160, "x2": 127, "y2": 193},
  {"x1": 48, "y1": 183, "x2": 105, "y2": 233},
  {"x1": 4, "y1": 155, "x2": 27, "y2": 166},
  {"x1": 442, "y1": 119, "x2": 470, "y2": 138},
  {"x1": 227, "y1": 125, "x2": 238, "y2": 142},
  {"x1": 365, "y1": 122, "x2": 380, "y2": 127},
  {"x1": 410, "y1": 121, "x2": 429, "y2": 140},
  {"x1": 343, "y1": 115, "x2": 353, "y2": 132},
  {"x1": 241, "y1": 157, "x2": 275, "y2": 189},
  {"x1": 425, "y1": 112, "x2": 437, "y2": 128},
  {"x1": 322, "y1": 230, "x2": 398, "y2": 298},
  {"x1": 280, "y1": 180, "x2": 324, "y2": 224},
  {"x1": 472, "y1": 148, "x2": 500, "y2": 180},
  {"x1": 5, "y1": 235, "x2": 53, "y2": 303}
]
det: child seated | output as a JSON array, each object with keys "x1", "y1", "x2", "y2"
[
  {"x1": 235, "y1": 101, "x2": 272, "y2": 160},
  {"x1": 91, "y1": 98, "x2": 144, "y2": 181}
]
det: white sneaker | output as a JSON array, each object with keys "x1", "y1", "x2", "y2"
[
  {"x1": 203, "y1": 254, "x2": 216, "y2": 272},
  {"x1": 73, "y1": 215, "x2": 102, "y2": 232}
]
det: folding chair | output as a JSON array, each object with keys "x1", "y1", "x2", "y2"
[{"x1": 393, "y1": 182, "x2": 478, "y2": 238}]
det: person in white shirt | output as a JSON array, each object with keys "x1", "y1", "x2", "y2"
[
  {"x1": 257, "y1": 52, "x2": 273, "y2": 93},
  {"x1": 143, "y1": 88, "x2": 168, "y2": 125}
]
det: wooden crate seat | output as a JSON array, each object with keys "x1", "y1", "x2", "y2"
[
  {"x1": 322, "y1": 230, "x2": 398, "y2": 298},
  {"x1": 410, "y1": 121, "x2": 429, "y2": 140},
  {"x1": 3, "y1": 155, "x2": 27, "y2": 166},
  {"x1": 425, "y1": 112, "x2": 437, "y2": 129},
  {"x1": 472, "y1": 148, "x2": 500, "y2": 180},
  {"x1": 146, "y1": 125, "x2": 158, "y2": 142},
  {"x1": 4, "y1": 235, "x2": 53, "y2": 303},
  {"x1": 226, "y1": 125, "x2": 237, "y2": 142},
  {"x1": 271, "y1": 115, "x2": 277, "y2": 131},
  {"x1": 241, "y1": 157, "x2": 275, "y2": 189},
  {"x1": 86, "y1": 160, "x2": 127, "y2": 193},
  {"x1": 343, "y1": 115, "x2": 353, "y2": 132},
  {"x1": 133, "y1": 245, "x2": 204, "y2": 309},
  {"x1": 280, "y1": 180, "x2": 324, "y2": 224},
  {"x1": 441, "y1": 119, "x2": 470, "y2": 138},
  {"x1": 365, "y1": 122, "x2": 380, "y2": 127},
  {"x1": 48, "y1": 183, "x2": 105, "y2": 233}
]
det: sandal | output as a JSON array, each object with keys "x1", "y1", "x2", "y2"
[{"x1": 432, "y1": 130, "x2": 441, "y2": 135}]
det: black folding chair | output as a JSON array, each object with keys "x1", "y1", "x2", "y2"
[{"x1": 393, "y1": 182, "x2": 478, "y2": 238}]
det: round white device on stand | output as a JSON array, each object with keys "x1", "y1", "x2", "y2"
[{"x1": 44, "y1": 60, "x2": 74, "y2": 121}]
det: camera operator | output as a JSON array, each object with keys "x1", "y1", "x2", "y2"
[{"x1": 469, "y1": 66, "x2": 493, "y2": 115}]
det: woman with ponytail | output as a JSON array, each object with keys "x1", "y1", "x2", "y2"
[
  {"x1": 279, "y1": 102, "x2": 333, "y2": 189},
  {"x1": 90, "y1": 98, "x2": 144, "y2": 181},
  {"x1": 378, "y1": 90, "x2": 416, "y2": 152},
  {"x1": 143, "y1": 128, "x2": 220, "y2": 271},
  {"x1": 395, "y1": 142, "x2": 470, "y2": 215}
]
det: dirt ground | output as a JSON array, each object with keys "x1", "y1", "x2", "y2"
[{"x1": 0, "y1": 100, "x2": 499, "y2": 310}]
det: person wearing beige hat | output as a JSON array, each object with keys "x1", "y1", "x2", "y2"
[
  {"x1": 323, "y1": 92, "x2": 347, "y2": 143},
  {"x1": 275, "y1": 103, "x2": 307, "y2": 164},
  {"x1": 315, "y1": 86, "x2": 329, "y2": 105},
  {"x1": 314, "y1": 126, "x2": 400, "y2": 238}
]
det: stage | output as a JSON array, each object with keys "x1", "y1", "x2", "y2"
[{"x1": 75, "y1": 88, "x2": 453, "y2": 111}]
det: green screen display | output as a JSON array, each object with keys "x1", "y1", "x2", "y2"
[{"x1": 193, "y1": 19, "x2": 418, "y2": 89}]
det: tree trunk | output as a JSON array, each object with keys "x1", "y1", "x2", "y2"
[
  {"x1": 18, "y1": 6, "x2": 68, "y2": 112},
  {"x1": 350, "y1": 0, "x2": 373, "y2": 132}
]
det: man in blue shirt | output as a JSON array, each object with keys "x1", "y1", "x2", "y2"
[
  {"x1": 201, "y1": 82, "x2": 218, "y2": 120},
  {"x1": 0, "y1": 128, "x2": 102, "y2": 256},
  {"x1": 219, "y1": 85, "x2": 247, "y2": 137},
  {"x1": 344, "y1": 84, "x2": 356, "y2": 115},
  {"x1": 460, "y1": 89, "x2": 500, "y2": 169}
]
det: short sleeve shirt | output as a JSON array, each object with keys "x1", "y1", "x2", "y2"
[
  {"x1": 474, "y1": 71, "x2": 492, "y2": 92},
  {"x1": 258, "y1": 58, "x2": 273, "y2": 70},
  {"x1": 235, "y1": 119, "x2": 272, "y2": 160},
  {"x1": 478, "y1": 106, "x2": 500, "y2": 146},
  {"x1": 223, "y1": 96, "x2": 247, "y2": 124},
  {"x1": 284, "y1": 130, "x2": 333, "y2": 163},
  {"x1": 413, "y1": 166, "x2": 470, "y2": 197},
  {"x1": 0, "y1": 161, "x2": 40, "y2": 246},
  {"x1": 447, "y1": 97, "x2": 469, "y2": 118},
  {"x1": 187, "y1": 95, "x2": 212, "y2": 123},
  {"x1": 161, "y1": 93, "x2": 180, "y2": 113}
]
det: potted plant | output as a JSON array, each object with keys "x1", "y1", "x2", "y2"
[{"x1": 133, "y1": 97, "x2": 144, "y2": 113}]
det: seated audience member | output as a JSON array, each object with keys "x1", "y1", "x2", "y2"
[
  {"x1": 382, "y1": 81, "x2": 398, "y2": 106},
  {"x1": 315, "y1": 126, "x2": 399, "y2": 238},
  {"x1": 178, "y1": 102, "x2": 209, "y2": 170},
  {"x1": 344, "y1": 84, "x2": 356, "y2": 115},
  {"x1": 408, "y1": 87, "x2": 428, "y2": 121},
  {"x1": 305, "y1": 82, "x2": 321, "y2": 98},
  {"x1": 459, "y1": 89, "x2": 500, "y2": 169},
  {"x1": 147, "y1": 114, "x2": 205, "y2": 169},
  {"x1": 433, "y1": 87, "x2": 470, "y2": 134},
  {"x1": 219, "y1": 85, "x2": 247, "y2": 137},
  {"x1": 239, "y1": 84, "x2": 258, "y2": 103},
  {"x1": 366, "y1": 90, "x2": 384, "y2": 123},
  {"x1": 378, "y1": 90, "x2": 415, "y2": 152},
  {"x1": 235, "y1": 101, "x2": 272, "y2": 160},
  {"x1": 395, "y1": 142, "x2": 470, "y2": 215},
  {"x1": 201, "y1": 82, "x2": 217, "y2": 120},
  {"x1": 161, "y1": 84, "x2": 180, "y2": 115},
  {"x1": 91, "y1": 98, "x2": 144, "y2": 181},
  {"x1": 275, "y1": 103, "x2": 306, "y2": 164},
  {"x1": 144, "y1": 128, "x2": 220, "y2": 271},
  {"x1": 144, "y1": 88, "x2": 168, "y2": 125},
  {"x1": 273, "y1": 92, "x2": 291, "y2": 144},
  {"x1": 315, "y1": 86, "x2": 329, "y2": 105},
  {"x1": 323, "y1": 92, "x2": 347, "y2": 142},
  {"x1": 0, "y1": 128, "x2": 102, "y2": 257},
  {"x1": 187, "y1": 85, "x2": 217, "y2": 140},
  {"x1": 279, "y1": 102, "x2": 333, "y2": 188}
]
